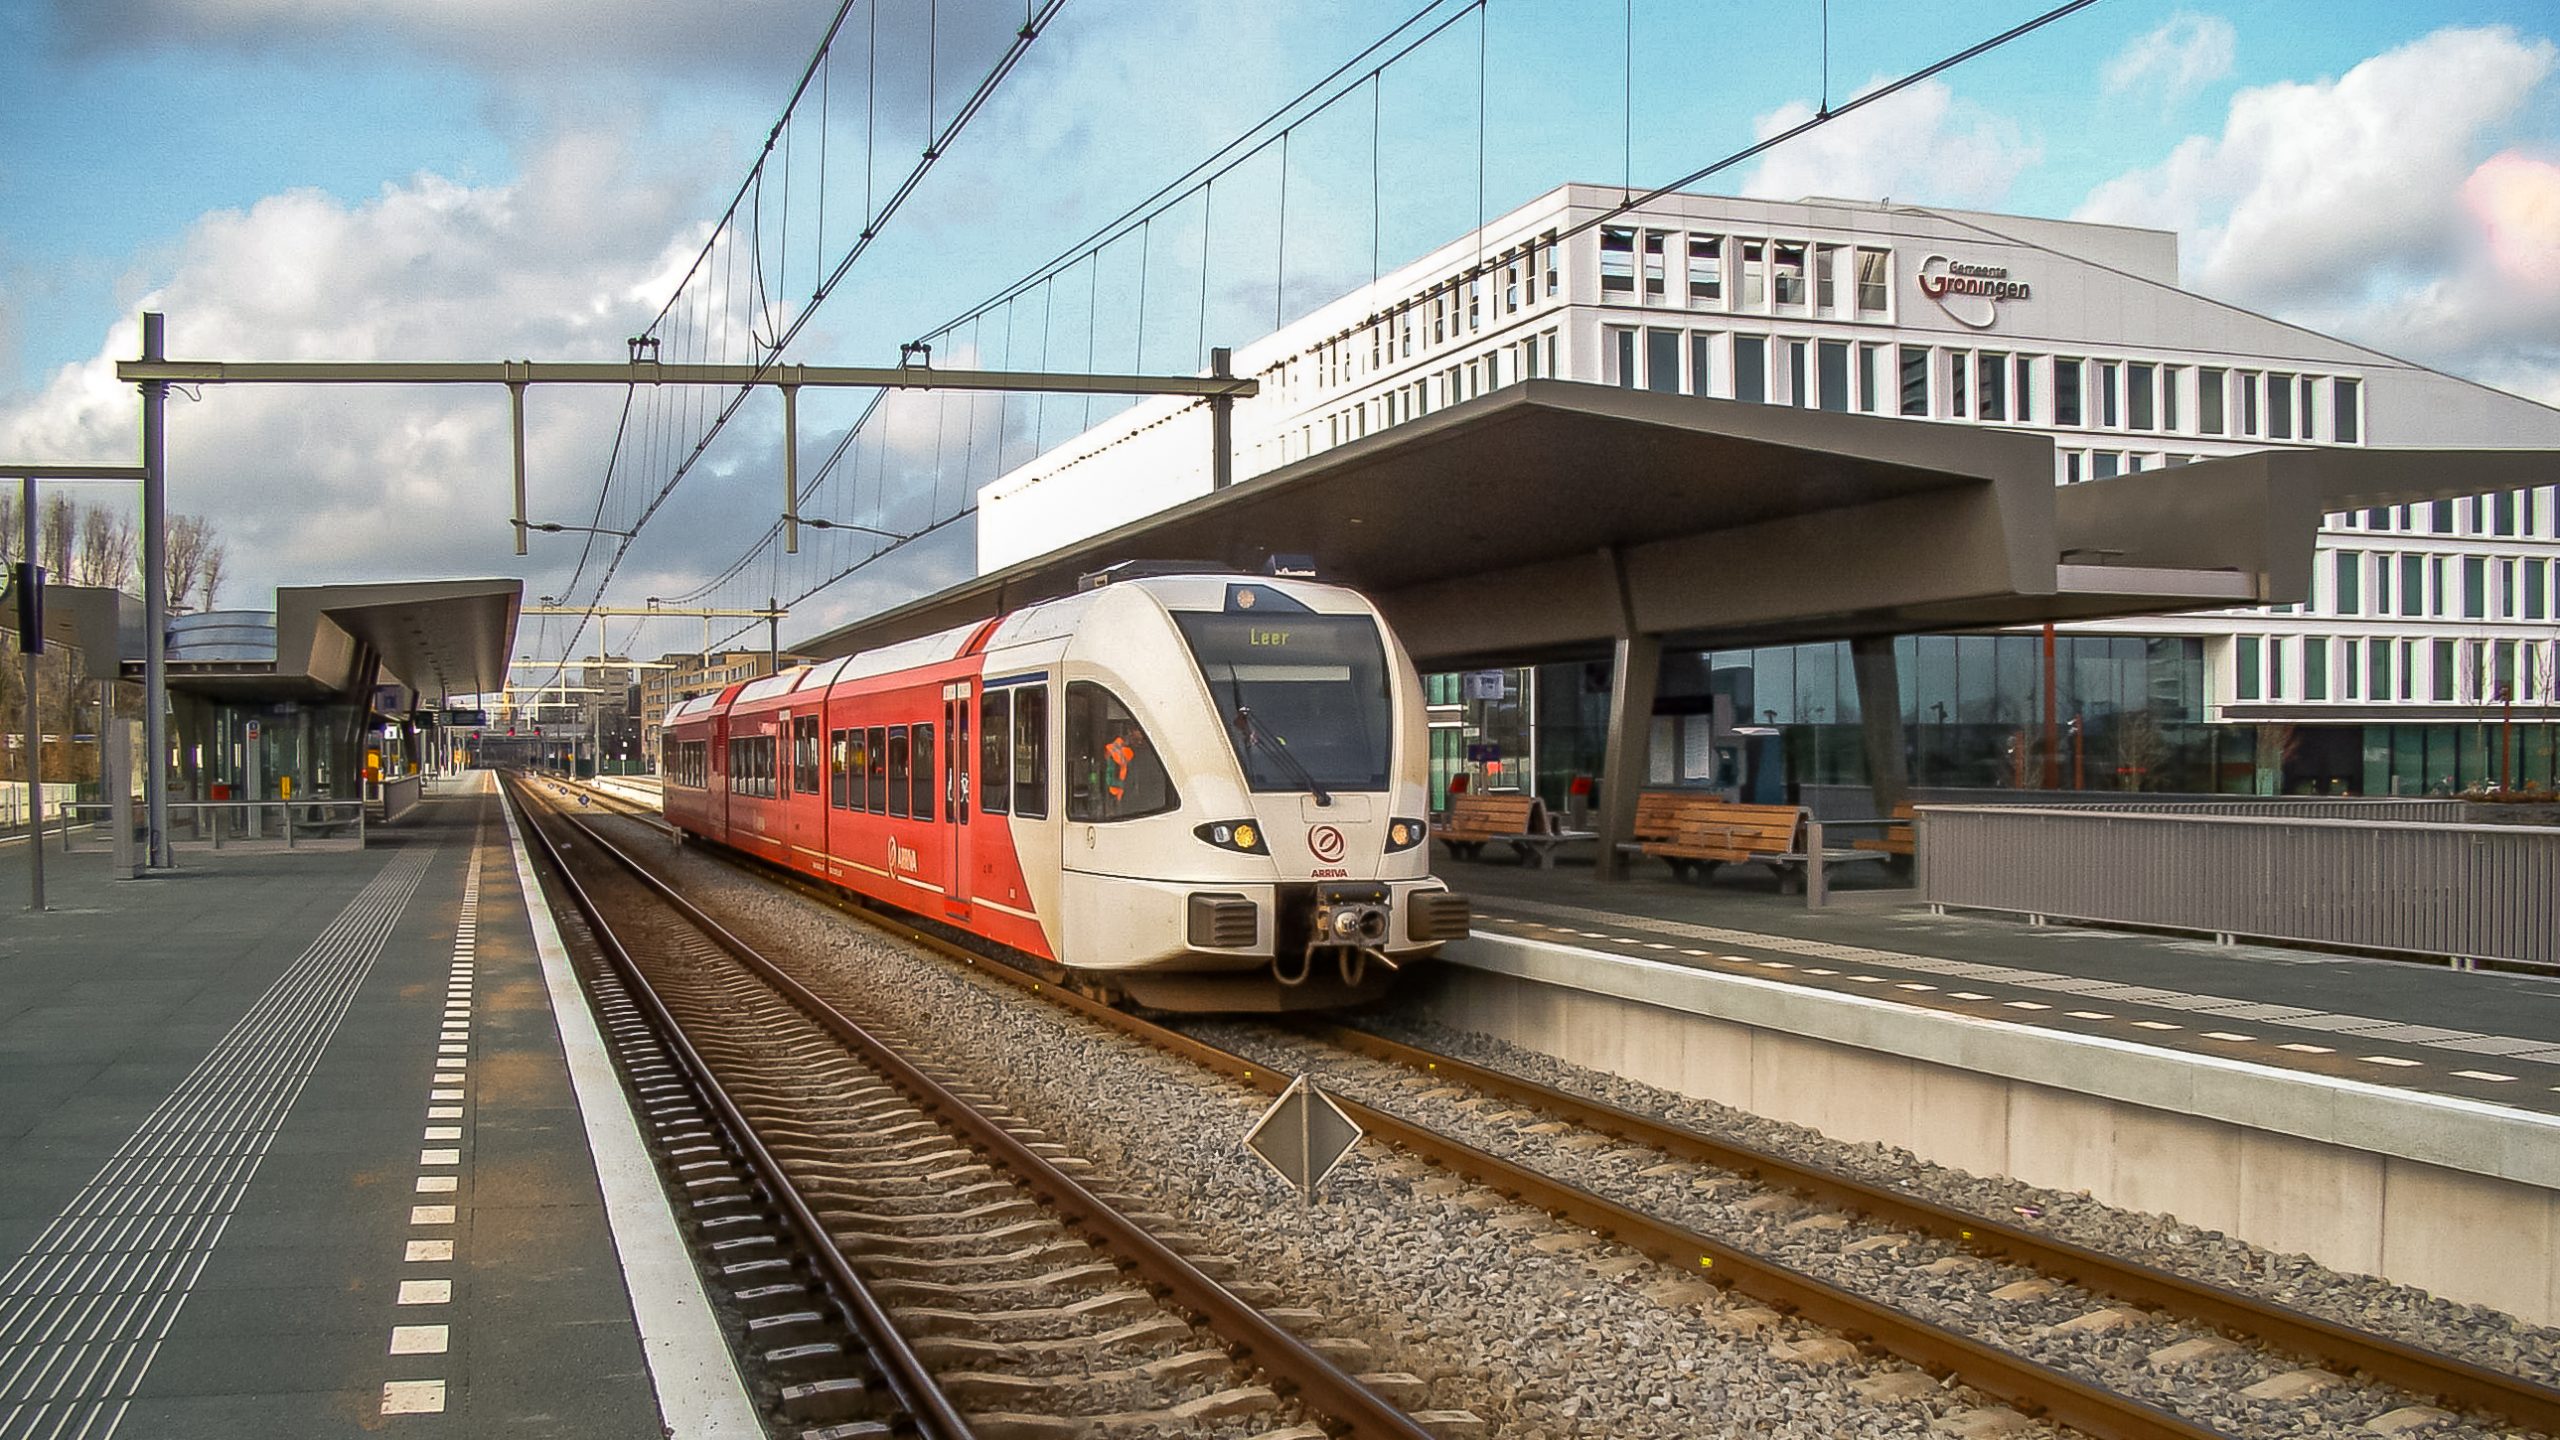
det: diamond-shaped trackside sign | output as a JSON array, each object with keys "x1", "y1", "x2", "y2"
[{"x1": 1244, "y1": 1076, "x2": 1363, "y2": 1199}]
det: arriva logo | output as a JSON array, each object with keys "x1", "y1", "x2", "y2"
[{"x1": 1917, "y1": 254, "x2": 2031, "y2": 330}]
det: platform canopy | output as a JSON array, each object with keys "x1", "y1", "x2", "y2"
[
  {"x1": 803, "y1": 380, "x2": 2550, "y2": 669},
  {"x1": 169, "y1": 578, "x2": 521, "y2": 705}
]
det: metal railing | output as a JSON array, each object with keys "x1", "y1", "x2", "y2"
[
  {"x1": 1919, "y1": 804, "x2": 2559, "y2": 972},
  {"x1": 1799, "y1": 782, "x2": 2468, "y2": 824},
  {"x1": 61, "y1": 799, "x2": 367, "y2": 853}
]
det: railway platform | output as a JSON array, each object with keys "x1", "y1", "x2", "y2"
[
  {"x1": 0, "y1": 772, "x2": 751, "y2": 1438},
  {"x1": 1423, "y1": 856, "x2": 2560, "y2": 1327}
]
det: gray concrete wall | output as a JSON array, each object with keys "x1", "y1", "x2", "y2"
[{"x1": 1422, "y1": 934, "x2": 2560, "y2": 1326}]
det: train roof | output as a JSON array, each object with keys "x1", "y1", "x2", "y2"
[{"x1": 668, "y1": 573, "x2": 1376, "y2": 723}]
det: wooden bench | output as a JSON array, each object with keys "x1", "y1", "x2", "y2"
[
  {"x1": 1623, "y1": 793, "x2": 1885, "y2": 894},
  {"x1": 1846, "y1": 803, "x2": 1918, "y2": 870},
  {"x1": 1433, "y1": 793, "x2": 1596, "y2": 869}
]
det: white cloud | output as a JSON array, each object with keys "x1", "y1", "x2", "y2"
[
  {"x1": 0, "y1": 128, "x2": 792, "y2": 611},
  {"x1": 1742, "y1": 79, "x2": 2038, "y2": 209},
  {"x1": 2101, "y1": 13, "x2": 2236, "y2": 103},
  {"x1": 2076, "y1": 25, "x2": 2560, "y2": 405}
]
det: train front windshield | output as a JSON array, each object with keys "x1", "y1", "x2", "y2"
[{"x1": 1175, "y1": 612, "x2": 1393, "y2": 794}]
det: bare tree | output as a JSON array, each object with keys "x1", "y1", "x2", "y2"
[
  {"x1": 165, "y1": 515, "x2": 212, "y2": 614},
  {"x1": 38, "y1": 494, "x2": 75, "y2": 578},
  {"x1": 73, "y1": 505, "x2": 138, "y2": 589},
  {"x1": 0, "y1": 490, "x2": 16, "y2": 566},
  {"x1": 199, "y1": 542, "x2": 228, "y2": 611}
]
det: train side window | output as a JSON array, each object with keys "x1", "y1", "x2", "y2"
[
  {"x1": 912, "y1": 722, "x2": 937, "y2": 822},
  {"x1": 1065, "y1": 681, "x2": 1177, "y2": 822},
  {"x1": 846, "y1": 728, "x2": 867, "y2": 812},
  {"x1": 886, "y1": 727, "x2": 910, "y2": 818},
  {"x1": 866, "y1": 726, "x2": 887, "y2": 813},
  {"x1": 829, "y1": 729, "x2": 851, "y2": 809},
  {"x1": 1013, "y1": 685, "x2": 1048, "y2": 818},
  {"x1": 980, "y1": 691, "x2": 1011, "y2": 817}
]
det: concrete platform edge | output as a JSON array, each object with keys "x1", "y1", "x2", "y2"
[
  {"x1": 498, "y1": 792, "x2": 762, "y2": 1438},
  {"x1": 1429, "y1": 934, "x2": 2560, "y2": 1324}
]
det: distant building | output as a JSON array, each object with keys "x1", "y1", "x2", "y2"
[{"x1": 979, "y1": 183, "x2": 2560, "y2": 798}]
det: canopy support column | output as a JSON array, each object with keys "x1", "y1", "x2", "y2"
[{"x1": 1850, "y1": 634, "x2": 1910, "y2": 816}]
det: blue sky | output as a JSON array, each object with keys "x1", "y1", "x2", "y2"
[{"x1": 2, "y1": 0, "x2": 2555, "y2": 661}]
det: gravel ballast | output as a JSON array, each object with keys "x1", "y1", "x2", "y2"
[{"x1": 608, "y1": 818, "x2": 2554, "y2": 1438}]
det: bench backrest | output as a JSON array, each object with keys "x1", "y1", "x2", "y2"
[
  {"x1": 1446, "y1": 792, "x2": 1541, "y2": 835},
  {"x1": 1664, "y1": 802, "x2": 1806, "y2": 853}
]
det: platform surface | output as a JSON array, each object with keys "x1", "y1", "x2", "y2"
[
  {"x1": 0, "y1": 775, "x2": 676, "y2": 1438},
  {"x1": 1447, "y1": 854, "x2": 2560, "y2": 1115}
]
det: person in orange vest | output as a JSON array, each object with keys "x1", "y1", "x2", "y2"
[{"x1": 1104, "y1": 731, "x2": 1137, "y2": 807}]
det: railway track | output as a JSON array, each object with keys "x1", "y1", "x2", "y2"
[
  {"x1": 509, "y1": 776, "x2": 1460, "y2": 1440},
  {"x1": 540, "y1": 774, "x2": 2560, "y2": 1439}
]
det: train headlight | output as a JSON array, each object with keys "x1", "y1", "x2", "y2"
[
  {"x1": 1194, "y1": 820, "x2": 1270, "y2": 855},
  {"x1": 1384, "y1": 817, "x2": 1427, "y2": 853}
]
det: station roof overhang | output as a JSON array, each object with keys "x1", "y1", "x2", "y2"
[
  {"x1": 802, "y1": 380, "x2": 2554, "y2": 671},
  {"x1": 167, "y1": 579, "x2": 521, "y2": 707}
]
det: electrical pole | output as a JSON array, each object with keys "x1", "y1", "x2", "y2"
[
  {"x1": 17, "y1": 473, "x2": 41, "y2": 911},
  {"x1": 140, "y1": 313, "x2": 172, "y2": 869}
]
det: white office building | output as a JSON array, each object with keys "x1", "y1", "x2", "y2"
[{"x1": 980, "y1": 183, "x2": 2560, "y2": 797}]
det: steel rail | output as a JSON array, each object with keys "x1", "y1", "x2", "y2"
[
  {"x1": 538, "y1": 782, "x2": 1440, "y2": 1440},
  {"x1": 508, "y1": 778, "x2": 979, "y2": 1440},
  {"x1": 564, "y1": 779, "x2": 2560, "y2": 1437},
  {"x1": 1300, "y1": 1022, "x2": 2560, "y2": 1436}
]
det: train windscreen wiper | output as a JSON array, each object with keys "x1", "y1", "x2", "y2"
[{"x1": 1222, "y1": 664, "x2": 1330, "y2": 805}]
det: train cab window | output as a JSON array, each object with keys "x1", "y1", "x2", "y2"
[
  {"x1": 886, "y1": 727, "x2": 910, "y2": 818},
  {"x1": 866, "y1": 726, "x2": 887, "y2": 813},
  {"x1": 1065, "y1": 682, "x2": 1177, "y2": 822},
  {"x1": 829, "y1": 729, "x2": 852, "y2": 809},
  {"x1": 794, "y1": 716, "x2": 821, "y2": 796},
  {"x1": 980, "y1": 691, "x2": 1011, "y2": 817},
  {"x1": 911, "y1": 722, "x2": 936, "y2": 821},
  {"x1": 1013, "y1": 685, "x2": 1049, "y2": 818}
]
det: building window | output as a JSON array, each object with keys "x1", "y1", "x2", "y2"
[
  {"x1": 2304, "y1": 639, "x2": 2328, "y2": 701},
  {"x1": 2012, "y1": 354, "x2": 2035, "y2": 424},
  {"x1": 2343, "y1": 639, "x2": 2361, "y2": 699},
  {"x1": 1601, "y1": 227, "x2": 1635, "y2": 298},
  {"x1": 1504, "y1": 260, "x2": 1520, "y2": 312},
  {"x1": 1689, "y1": 332, "x2": 1719, "y2": 397},
  {"x1": 1687, "y1": 236, "x2": 1722, "y2": 304},
  {"x1": 2064, "y1": 451, "x2": 2083, "y2": 484},
  {"x1": 2268, "y1": 372, "x2": 2294, "y2": 439},
  {"x1": 2431, "y1": 555, "x2": 2448, "y2": 616},
  {"x1": 2126, "y1": 362, "x2": 2155, "y2": 431},
  {"x1": 1610, "y1": 327, "x2": 1637, "y2": 388},
  {"x1": 1899, "y1": 345, "x2": 1929, "y2": 417},
  {"x1": 2527, "y1": 559, "x2": 2548, "y2": 620},
  {"x1": 1646, "y1": 328, "x2": 1681, "y2": 394},
  {"x1": 1977, "y1": 351, "x2": 2006, "y2": 422},
  {"x1": 1855, "y1": 248, "x2": 1889, "y2": 313},
  {"x1": 2334, "y1": 551, "x2": 2360, "y2": 613},
  {"x1": 2239, "y1": 371, "x2": 2261, "y2": 435},
  {"x1": 2236, "y1": 636, "x2": 2261, "y2": 701},
  {"x1": 2162, "y1": 366, "x2": 2182, "y2": 431},
  {"x1": 1818, "y1": 339, "x2": 1849, "y2": 412},
  {"x1": 1735, "y1": 335, "x2": 1768, "y2": 403},
  {"x1": 2398, "y1": 554, "x2": 2422, "y2": 616},
  {"x1": 2431, "y1": 499, "x2": 2454, "y2": 533},
  {"x1": 2097, "y1": 361, "x2": 2120, "y2": 427},
  {"x1": 2300, "y1": 375, "x2": 2318, "y2": 438},
  {"x1": 2369, "y1": 640, "x2": 2391, "y2": 700},
  {"x1": 2432, "y1": 639, "x2": 2456, "y2": 702},
  {"x1": 2093, "y1": 451, "x2": 2120, "y2": 479},
  {"x1": 1774, "y1": 242, "x2": 1807, "y2": 307},
  {"x1": 2464, "y1": 556, "x2": 2487, "y2": 618},
  {"x1": 1740, "y1": 241, "x2": 1767, "y2": 308},
  {"x1": 1545, "y1": 235, "x2": 1560, "y2": 296},
  {"x1": 2495, "y1": 490, "x2": 2518, "y2": 535},
  {"x1": 1858, "y1": 341, "x2": 1882, "y2": 412},
  {"x1": 1787, "y1": 339, "x2": 1810, "y2": 407},
  {"x1": 2199, "y1": 368, "x2": 2226, "y2": 435},
  {"x1": 1815, "y1": 245, "x2": 1839, "y2": 312},
  {"x1": 2054, "y1": 358, "x2": 2082, "y2": 427},
  {"x1": 2268, "y1": 636, "x2": 2286, "y2": 700},
  {"x1": 1947, "y1": 348, "x2": 1969, "y2": 418},
  {"x1": 1642, "y1": 230, "x2": 1668, "y2": 302},
  {"x1": 2334, "y1": 378, "x2": 2360, "y2": 443}
]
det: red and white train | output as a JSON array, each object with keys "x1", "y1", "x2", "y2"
[{"x1": 660, "y1": 571, "x2": 1469, "y2": 1010}]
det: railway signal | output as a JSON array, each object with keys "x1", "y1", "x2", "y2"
[{"x1": 1244, "y1": 1075, "x2": 1362, "y2": 1206}]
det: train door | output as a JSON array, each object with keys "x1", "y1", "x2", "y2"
[
  {"x1": 942, "y1": 680, "x2": 972, "y2": 919},
  {"x1": 788, "y1": 711, "x2": 823, "y2": 869}
]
